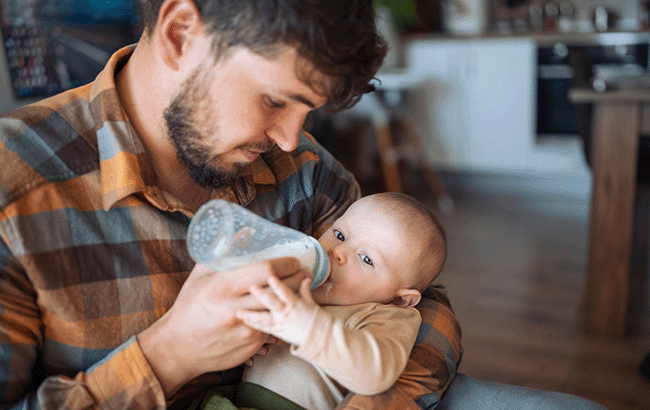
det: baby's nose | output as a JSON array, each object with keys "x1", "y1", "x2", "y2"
[{"x1": 328, "y1": 246, "x2": 346, "y2": 264}]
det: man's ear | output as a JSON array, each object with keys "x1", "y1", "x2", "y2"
[
  {"x1": 156, "y1": 0, "x2": 203, "y2": 70},
  {"x1": 391, "y1": 289, "x2": 421, "y2": 308}
]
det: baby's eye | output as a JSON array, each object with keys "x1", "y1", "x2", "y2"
[
  {"x1": 360, "y1": 254, "x2": 373, "y2": 266},
  {"x1": 333, "y1": 229, "x2": 345, "y2": 241}
]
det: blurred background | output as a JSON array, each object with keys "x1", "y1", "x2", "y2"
[{"x1": 2, "y1": 1, "x2": 650, "y2": 409}]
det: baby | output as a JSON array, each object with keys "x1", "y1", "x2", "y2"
[{"x1": 235, "y1": 192, "x2": 447, "y2": 410}]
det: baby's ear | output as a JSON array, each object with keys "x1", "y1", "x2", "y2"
[{"x1": 391, "y1": 289, "x2": 421, "y2": 308}]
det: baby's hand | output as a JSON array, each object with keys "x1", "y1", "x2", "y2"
[{"x1": 236, "y1": 276, "x2": 316, "y2": 346}]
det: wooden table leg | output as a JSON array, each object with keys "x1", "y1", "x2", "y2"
[{"x1": 582, "y1": 102, "x2": 641, "y2": 337}]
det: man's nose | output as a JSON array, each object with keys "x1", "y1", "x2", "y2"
[{"x1": 266, "y1": 117, "x2": 303, "y2": 152}]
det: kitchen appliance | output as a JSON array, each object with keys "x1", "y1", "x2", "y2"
[{"x1": 536, "y1": 34, "x2": 650, "y2": 137}]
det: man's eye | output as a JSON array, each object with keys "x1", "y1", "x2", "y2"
[
  {"x1": 360, "y1": 254, "x2": 373, "y2": 266},
  {"x1": 334, "y1": 229, "x2": 345, "y2": 241},
  {"x1": 265, "y1": 96, "x2": 285, "y2": 109}
]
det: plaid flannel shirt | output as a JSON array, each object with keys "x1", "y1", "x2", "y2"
[{"x1": 0, "y1": 45, "x2": 462, "y2": 410}]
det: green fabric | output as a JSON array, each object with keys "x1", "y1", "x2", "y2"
[
  {"x1": 195, "y1": 394, "x2": 239, "y2": 410},
  {"x1": 173, "y1": 381, "x2": 306, "y2": 410},
  {"x1": 184, "y1": 386, "x2": 252, "y2": 410},
  {"x1": 234, "y1": 382, "x2": 306, "y2": 410}
]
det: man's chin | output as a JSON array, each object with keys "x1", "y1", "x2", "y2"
[{"x1": 188, "y1": 164, "x2": 245, "y2": 190}]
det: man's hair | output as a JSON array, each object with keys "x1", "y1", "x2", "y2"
[
  {"x1": 366, "y1": 192, "x2": 447, "y2": 292},
  {"x1": 141, "y1": 0, "x2": 387, "y2": 111}
]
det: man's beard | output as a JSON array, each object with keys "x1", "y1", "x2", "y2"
[{"x1": 163, "y1": 66, "x2": 247, "y2": 190}]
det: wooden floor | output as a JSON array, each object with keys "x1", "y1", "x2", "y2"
[{"x1": 363, "y1": 169, "x2": 650, "y2": 410}]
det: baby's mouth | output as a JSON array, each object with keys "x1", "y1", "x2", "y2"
[{"x1": 314, "y1": 277, "x2": 332, "y2": 289}]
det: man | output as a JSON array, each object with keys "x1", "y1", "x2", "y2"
[{"x1": 0, "y1": 0, "x2": 462, "y2": 408}]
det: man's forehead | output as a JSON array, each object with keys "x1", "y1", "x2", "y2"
[
  {"x1": 292, "y1": 53, "x2": 333, "y2": 106},
  {"x1": 219, "y1": 44, "x2": 332, "y2": 106}
]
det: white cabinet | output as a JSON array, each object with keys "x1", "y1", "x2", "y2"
[{"x1": 404, "y1": 37, "x2": 537, "y2": 172}]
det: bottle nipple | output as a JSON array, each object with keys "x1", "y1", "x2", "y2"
[{"x1": 308, "y1": 236, "x2": 330, "y2": 289}]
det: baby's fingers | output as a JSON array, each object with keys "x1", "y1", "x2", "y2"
[
  {"x1": 236, "y1": 310, "x2": 273, "y2": 333},
  {"x1": 298, "y1": 278, "x2": 315, "y2": 303},
  {"x1": 249, "y1": 283, "x2": 284, "y2": 312},
  {"x1": 268, "y1": 275, "x2": 299, "y2": 305}
]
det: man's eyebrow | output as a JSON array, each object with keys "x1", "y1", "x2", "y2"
[{"x1": 286, "y1": 92, "x2": 317, "y2": 109}]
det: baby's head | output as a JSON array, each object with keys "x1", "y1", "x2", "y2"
[{"x1": 312, "y1": 192, "x2": 447, "y2": 308}]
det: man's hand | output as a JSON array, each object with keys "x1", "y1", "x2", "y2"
[
  {"x1": 236, "y1": 276, "x2": 317, "y2": 346},
  {"x1": 137, "y1": 257, "x2": 306, "y2": 398}
]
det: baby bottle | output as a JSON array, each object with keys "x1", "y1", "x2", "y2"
[{"x1": 186, "y1": 199, "x2": 330, "y2": 289}]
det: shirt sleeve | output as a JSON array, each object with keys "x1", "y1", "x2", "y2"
[
  {"x1": 0, "y1": 238, "x2": 167, "y2": 410},
  {"x1": 291, "y1": 304, "x2": 421, "y2": 396},
  {"x1": 336, "y1": 285, "x2": 463, "y2": 410}
]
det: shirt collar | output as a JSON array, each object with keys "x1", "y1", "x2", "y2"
[{"x1": 90, "y1": 45, "x2": 276, "y2": 213}]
